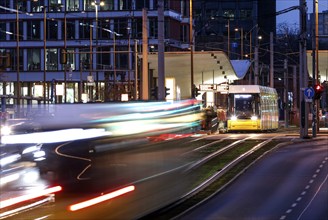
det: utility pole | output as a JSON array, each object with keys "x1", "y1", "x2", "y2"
[
  {"x1": 254, "y1": 28, "x2": 259, "y2": 85},
  {"x1": 134, "y1": 39, "x2": 138, "y2": 100},
  {"x1": 299, "y1": 0, "x2": 309, "y2": 138},
  {"x1": 157, "y1": 0, "x2": 165, "y2": 100},
  {"x1": 64, "y1": 9, "x2": 67, "y2": 103},
  {"x1": 142, "y1": 8, "x2": 149, "y2": 100},
  {"x1": 240, "y1": 28, "x2": 244, "y2": 59},
  {"x1": 16, "y1": 3, "x2": 20, "y2": 109},
  {"x1": 312, "y1": 0, "x2": 319, "y2": 137},
  {"x1": 189, "y1": 0, "x2": 194, "y2": 98},
  {"x1": 227, "y1": 19, "x2": 230, "y2": 59},
  {"x1": 284, "y1": 59, "x2": 289, "y2": 128},
  {"x1": 270, "y1": 32, "x2": 274, "y2": 88},
  {"x1": 293, "y1": 65, "x2": 298, "y2": 123},
  {"x1": 43, "y1": 5, "x2": 47, "y2": 104}
]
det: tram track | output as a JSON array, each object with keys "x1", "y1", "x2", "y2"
[{"x1": 139, "y1": 134, "x2": 289, "y2": 219}]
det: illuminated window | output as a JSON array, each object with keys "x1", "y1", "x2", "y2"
[
  {"x1": 223, "y1": 10, "x2": 235, "y2": 20},
  {"x1": 67, "y1": 0, "x2": 79, "y2": 11},
  {"x1": 240, "y1": 10, "x2": 252, "y2": 19},
  {"x1": 27, "y1": 49, "x2": 41, "y2": 71},
  {"x1": 79, "y1": 19, "x2": 91, "y2": 39},
  {"x1": 27, "y1": 20, "x2": 41, "y2": 40},
  {"x1": 46, "y1": 48, "x2": 58, "y2": 71}
]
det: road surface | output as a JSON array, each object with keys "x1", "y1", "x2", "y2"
[{"x1": 179, "y1": 137, "x2": 328, "y2": 220}]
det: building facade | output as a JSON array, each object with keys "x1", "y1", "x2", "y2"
[
  {"x1": 0, "y1": 0, "x2": 278, "y2": 106},
  {"x1": 193, "y1": 0, "x2": 276, "y2": 58},
  {"x1": 308, "y1": 10, "x2": 328, "y2": 50},
  {"x1": 0, "y1": 0, "x2": 192, "y2": 105}
]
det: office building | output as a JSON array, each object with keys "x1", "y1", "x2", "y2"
[{"x1": 0, "y1": 0, "x2": 191, "y2": 104}]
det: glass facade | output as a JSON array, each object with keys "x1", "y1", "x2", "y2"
[
  {"x1": 27, "y1": 49, "x2": 41, "y2": 71},
  {"x1": 1, "y1": 0, "x2": 275, "y2": 105}
]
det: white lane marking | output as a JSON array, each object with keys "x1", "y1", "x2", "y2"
[
  {"x1": 296, "y1": 197, "x2": 302, "y2": 202},
  {"x1": 297, "y1": 173, "x2": 328, "y2": 220},
  {"x1": 55, "y1": 142, "x2": 91, "y2": 162},
  {"x1": 55, "y1": 142, "x2": 92, "y2": 180}
]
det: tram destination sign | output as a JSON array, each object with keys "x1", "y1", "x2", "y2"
[
  {"x1": 217, "y1": 84, "x2": 229, "y2": 92},
  {"x1": 199, "y1": 84, "x2": 217, "y2": 91}
]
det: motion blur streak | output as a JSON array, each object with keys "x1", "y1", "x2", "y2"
[
  {"x1": 0, "y1": 173, "x2": 20, "y2": 185},
  {"x1": 1, "y1": 100, "x2": 202, "y2": 141},
  {"x1": 0, "y1": 197, "x2": 54, "y2": 219},
  {"x1": 68, "y1": 185, "x2": 135, "y2": 211},
  {"x1": 0, "y1": 186, "x2": 62, "y2": 209},
  {"x1": 0, "y1": 154, "x2": 21, "y2": 166},
  {"x1": 1, "y1": 128, "x2": 111, "y2": 144}
]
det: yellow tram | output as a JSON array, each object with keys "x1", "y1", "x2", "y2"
[{"x1": 227, "y1": 85, "x2": 279, "y2": 132}]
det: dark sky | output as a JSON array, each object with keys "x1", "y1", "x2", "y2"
[{"x1": 276, "y1": 0, "x2": 328, "y2": 26}]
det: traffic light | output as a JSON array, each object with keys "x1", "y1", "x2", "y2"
[
  {"x1": 313, "y1": 84, "x2": 324, "y2": 100},
  {"x1": 60, "y1": 48, "x2": 67, "y2": 64},
  {"x1": 151, "y1": 86, "x2": 158, "y2": 100},
  {"x1": 165, "y1": 87, "x2": 170, "y2": 97}
]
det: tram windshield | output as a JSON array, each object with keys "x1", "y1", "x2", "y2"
[{"x1": 232, "y1": 94, "x2": 258, "y2": 119}]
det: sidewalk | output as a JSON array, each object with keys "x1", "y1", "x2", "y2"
[{"x1": 279, "y1": 125, "x2": 328, "y2": 134}]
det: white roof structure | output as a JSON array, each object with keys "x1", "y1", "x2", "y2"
[
  {"x1": 228, "y1": 85, "x2": 277, "y2": 95},
  {"x1": 307, "y1": 50, "x2": 328, "y2": 83},
  {"x1": 146, "y1": 51, "x2": 251, "y2": 99}
]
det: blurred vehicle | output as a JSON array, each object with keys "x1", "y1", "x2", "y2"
[
  {"x1": 0, "y1": 100, "x2": 203, "y2": 190},
  {"x1": 0, "y1": 143, "x2": 62, "y2": 219}
]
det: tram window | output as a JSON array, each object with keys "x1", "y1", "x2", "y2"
[{"x1": 234, "y1": 94, "x2": 253, "y2": 118}]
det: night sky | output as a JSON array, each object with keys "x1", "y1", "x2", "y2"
[{"x1": 276, "y1": 0, "x2": 328, "y2": 26}]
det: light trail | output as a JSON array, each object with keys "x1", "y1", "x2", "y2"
[
  {"x1": 68, "y1": 185, "x2": 135, "y2": 211},
  {"x1": 0, "y1": 186, "x2": 62, "y2": 209}
]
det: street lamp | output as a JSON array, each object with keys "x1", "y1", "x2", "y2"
[
  {"x1": 43, "y1": 5, "x2": 47, "y2": 104},
  {"x1": 234, "y1": 27, "x2": 243, "y2": 59},
  {"x1": 15, "y1": 0, "x2": 37, "y2": 109},
  {"x1": 189, "y1": 0, "x2": 194, "y2": 99},
  {"x1": 91, "y1": 0, "x2": 104, "y2": 100},
  {"x1": 227, "y1": 19, "x2": 230, "y2": 58},
  {"x1": 16, "y1": 3, "x2": 21, "y2": 108}
]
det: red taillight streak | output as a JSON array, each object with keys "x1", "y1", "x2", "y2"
[
  {"x1": 69, "y1": 185, "x2": 135, "y2": 211},
  {"x1": 0, "y1": 186, "x2": 62, "y2": 209}
]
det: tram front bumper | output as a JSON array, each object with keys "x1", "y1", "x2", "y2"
[{"x1": 227, "y1": 119, "x2": 261, "y2": 131}]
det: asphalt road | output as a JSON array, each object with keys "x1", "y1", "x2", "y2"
[
  {"x1": 3, "y1": 136, "x2": 199, "y2": 220},
  {"x1": 178, "y1": 137, "x2": 328, "y2": 220}
]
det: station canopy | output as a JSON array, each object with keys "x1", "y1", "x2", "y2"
[{"x1": 146, "y1": 51, "x2": 251, "y2": 86}]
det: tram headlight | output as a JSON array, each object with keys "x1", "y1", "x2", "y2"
[
  {"x1": 251, "y1": 116, "x2": 258, "y2": 121},
  {"x1": 231, "y1": 115, "x2": 237, "y2": 121}
]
